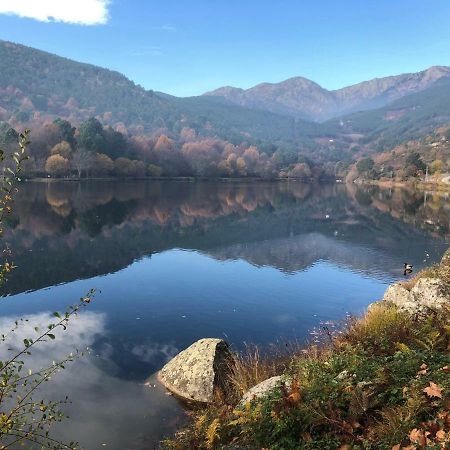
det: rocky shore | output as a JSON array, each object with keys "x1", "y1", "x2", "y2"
[{"x1": 159, "y1": 249, "x2": 450, "y2": 449}]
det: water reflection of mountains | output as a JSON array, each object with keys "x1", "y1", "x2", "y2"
[{"x1": 2, "y1": 180, "x2": 449, "y2": 295}]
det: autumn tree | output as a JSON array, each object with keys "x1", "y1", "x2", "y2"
[
  {"x1": 236, "y1": 157, "x2": 247, "y2": 176},
  {"x1": 154, "y1": 135, "x2": 175, "y2": 153},
  {"x1": 29, "y1": 122, "x2": 61, "y2": 164},
  {"x1": 430, "y1": 159, "x2": 443, "y2": 175},
  {"x1": 45, "y1": 154, "x2": 70, "y2": 176},
  {"x1": 50, "y1": 141, "x2": 72, "y2": 159},
  {"x1": 131, "y1": 160, "x2": 146, "y2": 177},
  {"x1": 217, "y1": 160, "x2": 233, "y2": 177},
  {"x1": 243, "y1": 146, "x2": 260, "y2": 174},
  {"x1": 114, "y1": 157, "x2": 133, "y2": 177},
  {"x1": 226, "y1": 153, "x2": 238, "y2": 173},
  {"x1": 131, "y1": 135, "x2": 154, "y2": 163},
  {"x1": 148, "y1": 164, "x2": 163, "y2": 177},
  {"x1": 289, "y1": 162, "x2": 312, "y2": 178},
  {"x1": 181, "y1": 139, "x2": 222, "y2": 176},
  {"x1": 180, "y1": 127, "x2": 197, "y2": 142},
  {"x1": 92, "y1": 153, "x2": 114, "y2": 176},
  {"x1": 153, "y1": 135, "x2": 184, "y2": 175}
]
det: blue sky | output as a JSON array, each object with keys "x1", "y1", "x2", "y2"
[{"x1": 0, "y1": 0, "x2": 449, "y2": 97}]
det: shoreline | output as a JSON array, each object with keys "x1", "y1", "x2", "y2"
[
  {"x1": 25, "y1": 176, "x2": 334, "y2": 184},
  {"x1": 358, "y1": 178, "x2": 450, "y2": 191},
  {"x1": 162, "y1": 250, "x2": 450, "y2": 449}
]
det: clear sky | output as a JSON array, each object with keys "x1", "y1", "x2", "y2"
[{"x1": 0, "y1": 0, "x2": 449, "y2": 97}]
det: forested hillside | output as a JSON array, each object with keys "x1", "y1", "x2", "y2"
[
  {"x1": 324, "y1": 77, "x2": 450, "y2": 151},
  {"x1": 0, "y1": 40, "x2": 317, "y2": 144},
  {"x1": 2, "y1": 39, "x2": 450, "y2": 181}
]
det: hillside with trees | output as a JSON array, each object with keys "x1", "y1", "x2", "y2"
[
  {"x1": 324, "y1": 77, "x2": 450, "y2": 152},
  {"x1": 0, "y1": 117, "x2": 338, "y2": 179},
  {"x1": 344, "y1": 124, "x2": 450, "y2": 183},
  {"x1": 2, "y1": 39, "x2": 450, "y2": 180},
  {"x1": 0, "y1": 40, "x2": 317, "y2": 144}
]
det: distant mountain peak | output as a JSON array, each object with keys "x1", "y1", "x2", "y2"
[{"x1": 204, "y1": 66, "x2": 450, "y2": 121}]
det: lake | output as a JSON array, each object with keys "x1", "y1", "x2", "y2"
[{"x1": 0, "y1": 180, "x2": 448, "y2": 449}]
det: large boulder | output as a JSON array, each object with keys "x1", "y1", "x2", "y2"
[
  {"x1": 382, "y1": 277, "x2": 450, "y2": 313},
  {"x1": 382, "y1": 283, "x2": 413, "y2": 308},
  {"x1": 410, "y1": 277, "x2": 450, "y2": 310},
  {"x1": 158, "y1": 338, "x2": 231, "y2": 403},
  {"x1": 240, "y1": 375, "x2": 288, "y2": 406}
]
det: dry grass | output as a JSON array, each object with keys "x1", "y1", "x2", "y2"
[
  {"x1": 344, "y1": 302, "x2": 414, "y2": 351},
  {"x1": 226, "y1": 344, "x2": 296, "y2": 400},
  {"x1": 399, "y1": 276, "x2": 418, "y2": 290}
]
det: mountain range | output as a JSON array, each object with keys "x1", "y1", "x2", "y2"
[
  {"x1": 204, "y1": 66, "x2": 450, "y2": 121},
  {"x1": 1, "y1": 39, "x2": 450, "y2": 155}
]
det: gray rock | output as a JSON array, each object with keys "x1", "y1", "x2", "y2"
[
  {"x1": 383, "y1": 277, "x2": 450, "y2": 314},
  {"x1": 158, "y1": 338, "x2": 231, "y2": 403},
  {"x1": 397, "y1": 300, "x2": 426, "y2": 314},
  {"x1": 410, "y1": 277, "x2": 450, "y2": 310},
  {"x1": 382, "y1": 283, "x2": 413, "y2": 307},
  {"x1": 240, "y1": 375, "x2": 288, "y2": 406}
]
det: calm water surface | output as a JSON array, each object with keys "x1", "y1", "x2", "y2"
[{"x1": 1, "y1": 180, "x2": 449, "y2": 449}]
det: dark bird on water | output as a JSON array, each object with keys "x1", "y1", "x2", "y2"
[{"x1": 404, "y1": 263, "x2": 413, "y2": 276}]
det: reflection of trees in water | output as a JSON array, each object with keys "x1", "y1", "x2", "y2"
[
  {"x1": 345, "y1": 183, "x2": 450, "y2": 238},
  {"x1": 2, "y1": 181, "x2": 448, "y2": 295},
  {"x1": 9, "y1": 181, "x2": 450, "y2": 245},
  {"x1": 10, "y1": 181, "x2": 328, "y2": 239}
]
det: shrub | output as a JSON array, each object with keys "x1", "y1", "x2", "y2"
[
  {"x1": 50, "y1": 140, "x2": 71, "y2": 158},
  {"x1": 148, "y1": 163, "x2": 163, "y2": 177},
  {"x1": 45, "y1": 154, "x2": 70, "y2": 176}
]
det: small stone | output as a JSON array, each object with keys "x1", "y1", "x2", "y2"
[{"x1": 240, "y1": 375, "x2": 288, "y2": 406}]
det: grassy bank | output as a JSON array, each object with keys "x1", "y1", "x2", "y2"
[{"x1": 163, "y1": 262, "x2": 450, "y2": 449}]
